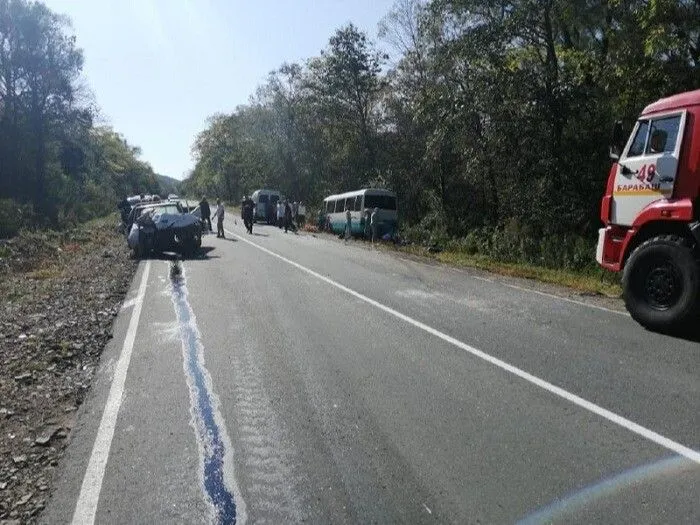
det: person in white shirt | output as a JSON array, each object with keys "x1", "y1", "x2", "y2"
[
  {"x1": 276, "y1": 201, "x2": 284, "y2": 228},
  {"x1": 370, "y1": 207, "x2": 379, "y2": 244},
  {"x1": 297, "y1": 201, "x2": 306, "y2": 227},
  {"x1": 213, "y1": 198, "x2": 225, "y2": 238}
]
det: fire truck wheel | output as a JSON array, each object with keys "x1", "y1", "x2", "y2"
[{"x1": 623, "y1": 235, "x2": 700, "y2": 332}]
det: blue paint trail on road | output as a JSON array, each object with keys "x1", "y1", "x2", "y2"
[{"x1": 170, "y1": 264, "x2": 239, "y2": 524}]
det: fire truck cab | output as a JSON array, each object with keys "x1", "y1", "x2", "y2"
[{"x1": 597, "y1": 89, "x2": 700, "y2": 331}]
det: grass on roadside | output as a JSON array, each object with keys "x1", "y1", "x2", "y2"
[
  {"x1": 27, "y1": 267, "x2": 63, "y2": 280},
  {"x1": 0, "y1": 213, "x2": 122, "y2": 281}
]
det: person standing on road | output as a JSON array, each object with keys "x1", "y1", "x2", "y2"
[
  {"x1": 297, "y1": 201, "x2": 306, "y2": 228},
  {"x1": 284, "y1": 200, "x2": 294, "y2": 233},
  {"x1": 117, "y1": 195, "x2": 131, "y2": 226},
  {"x1": 213, "y1": 198, "x2": 225, "y2": 238},
  {"x1": 266, "y1": 201, "x2": 274, "y2": 225},
  {"x1": 362, "y1": 209, "x2": 371, "y2": 240},
  {"x1": 276, "y1": 201, "x2": 284, "y2": 228},
  {"x1": 370, "y1": 207, "x2": 379, "y2": 244},
  {"x1": 242, "y1": 195, "x2": 255, "y2": 234},
  {"x1": 199, "y1": 196, "x2": 212, "y2": 232},
  {"x1": 345, "y1": 206, "x2": 352, "y2": 242}
]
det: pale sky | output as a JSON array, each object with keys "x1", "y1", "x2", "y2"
[{"x1": 43, "y1": 0, "x2": 396, "y2": 179}]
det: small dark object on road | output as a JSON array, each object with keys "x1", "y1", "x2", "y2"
[{"x1": 170, "y1": 260, "x2": 182, "y2": 279}]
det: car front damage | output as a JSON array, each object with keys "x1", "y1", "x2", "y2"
[{"x1": 128, "y1": 210, "x2": 202, "y2": 257}]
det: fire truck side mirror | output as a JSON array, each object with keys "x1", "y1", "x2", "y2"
[{"x1": 609, "y1": 120, "x2": 624, "y2": 160}]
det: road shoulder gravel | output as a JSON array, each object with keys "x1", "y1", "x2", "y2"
[{"x1": 0, "y1": 218, "x2": 137, "y2": 523}]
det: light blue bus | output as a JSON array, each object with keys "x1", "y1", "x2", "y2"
[{"x1": 322, "y1": 188, "x2": 398, "y2": 237}]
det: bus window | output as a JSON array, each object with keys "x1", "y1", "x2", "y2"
[
  {"x1": 259, "y1": 194, "x2": 269, "y2": 204},
  {"x1": 364, "y1": 195, "x2": 397, "y2": 210},
  {"x1": 270, "y1": 195, "x2": 280, "y2": 204},
  {"x1": 345, "y1": 198, "x2": 354, "y2": 211},
  {"x1": 325, "y1": 201, "x2": 333, "y2": 213},
  {"x1": 354, "y1": 195, "x2": 362, "y2": 211},
  {"x1": 334, "y1": 200, "x2": 344, "y2": 213}
]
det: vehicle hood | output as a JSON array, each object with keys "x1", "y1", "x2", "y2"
[{"x1": 153, "y1": 213, "x2": 200, "y2": 230}]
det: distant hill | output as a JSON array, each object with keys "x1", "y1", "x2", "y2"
[{"x1": 155, "y1": 174, "x2": 181, "y2": 196}]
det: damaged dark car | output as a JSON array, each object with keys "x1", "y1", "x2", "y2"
[{"x1": 126, "y1": 203, "x2": 202, "y2": 258}]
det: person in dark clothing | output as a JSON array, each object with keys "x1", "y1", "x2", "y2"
[
  {"x1": 117, "y1": 196, "x2": 131, "y2": 226},
  {"x1": 199, "y1": 197, "x2": 212, "y2": 232},
  {"x1": 241, "y1": 195, "x2": 255, "y2": 234},
  {"x1": 266, "y1": 201, "x2": 274, "y2": 225},
  {"x1": 284, "y1": 200, "x2": 294, "y2": 233},
  {"x1": 362, "y1": 209, "x2": 371, "y2": 239}
]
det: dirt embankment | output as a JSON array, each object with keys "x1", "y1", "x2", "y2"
[{"x1": 0, "y1": 218, "x2": 136, "y2": 523}]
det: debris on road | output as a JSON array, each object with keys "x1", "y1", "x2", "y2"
[
  {"x1": 34, "y1": 427, "x2": 60, "y2": 447},
  {"x1": 14, "y1": 493, "x2": 32, "y2": 507}
]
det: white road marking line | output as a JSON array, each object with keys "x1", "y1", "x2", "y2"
[
  {"x1": 227, "y1": 228, "x2": 700, "y2": 465},
  {"x1": 469, "y1": 274, "x2": 629, "y2": 316},
  {"x1": 72, "y1": 261, "x2": 151, "y2": 525}
]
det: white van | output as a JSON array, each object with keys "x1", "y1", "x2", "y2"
[{"x1": 250, "y1": 189, "x2": 284, "y2": 224}]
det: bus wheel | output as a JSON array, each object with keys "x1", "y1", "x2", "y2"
[{"x1": 622, "y1": 235, "x2": 700, "y2": 332}]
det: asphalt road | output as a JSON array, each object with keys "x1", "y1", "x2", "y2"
[{"x1": 44, "y1": 217, "x2": 699, "y2": 524}]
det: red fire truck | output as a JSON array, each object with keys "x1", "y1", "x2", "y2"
[{"x1": 597, "y1": 89, "x2": 700, "y2": 331}]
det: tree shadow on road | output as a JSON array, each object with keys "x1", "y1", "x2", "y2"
[{"x1": 192, "y1": 246, "x2": 220, "y2": 260}]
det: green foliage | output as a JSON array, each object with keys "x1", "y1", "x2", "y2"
[
  {"x1": 0, "y1": 0, "x2": 167, "y2": 236},
  {"x1": 403, "y1": 219, "x2": 599, "y2": 273},
  {"x1": 0, "y1": 199, "x2": 34, "y2": 238}
]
